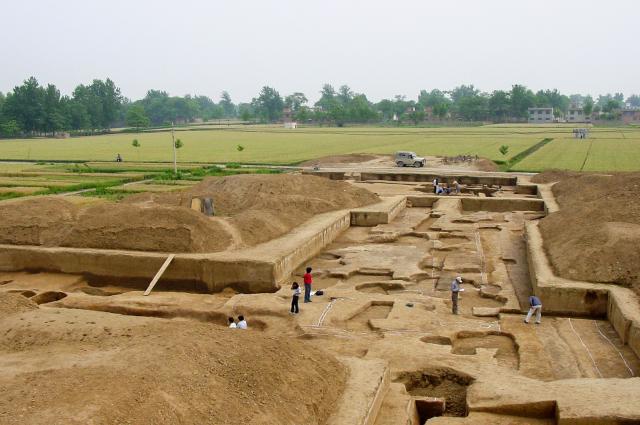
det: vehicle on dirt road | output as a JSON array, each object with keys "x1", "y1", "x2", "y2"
[{"x1": 395, "y1": 151, "x2": 426, "y2": 167}]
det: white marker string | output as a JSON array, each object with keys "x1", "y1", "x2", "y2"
[
  {"x1": 593, "y1": 320, "x2": 634, "y2": 377},
  {"x1": 474, "y1": 228, "x2": 487, "y2": 285},
  {"x1": 316, "y1": 299, "x2": 336, "y2": 327},
  {"x1": 568, "y1": 318, "x2": 603, "y2": 378}
]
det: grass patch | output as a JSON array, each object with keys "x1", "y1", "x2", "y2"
[
  {"x1": 0, "y1": 192, "x2": 27, "y2": 201},
  {"x1": 498, "y1": 138, "x2": 554, "y2": 171}
]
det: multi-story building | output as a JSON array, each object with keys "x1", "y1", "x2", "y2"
[
  {"x1": 567, "y1": 106, "x2": 587, "y2": 123},
  {"x1": 528, "y1": 107, "x2": 554, "y2": 123}
]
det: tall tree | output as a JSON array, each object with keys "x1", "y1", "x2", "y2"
[
  {"x1": 220, "y1": 91, "x2": 236, "y2": 117},
  {"x1": 488, "y1": 90, "x2": 510, "y2": 122},
  {"x1": 126, "y1": 105, "x2": 150, "y2": 130},
  {"x1": 583, "y1": 96, "x2": 594, "y2": 116},
  {"x1": 315, "y1": 84, "x2": 336, "y2": 110},
  {"x1": 509, "y1": 84, "x2": 535, "y2": 119},
  {"x1": 347, "y1": 94, "x2": 376, "y2": 123},
  {"x1": 252, "y1": 86, "x2": 283, "y2": 122},
  {"x1": 3, "y1": 77, "x2": 46, "y2": 134},
  {"x1": 42, "y1": 84, "x2": 66, "y2": 135},
  {"x1": 284, "y1": 92, "x2": 308, "y2": 111}
]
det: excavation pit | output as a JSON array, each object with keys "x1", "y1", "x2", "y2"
[
  {"x1": 395, "y1": 368, "x2": 474, "y2": 417},
  {"x1": 345, "y1": 301, "x2": 394, "y2": 332},
  {"x1": 31, "y1": 291, "x2": 67, "y2": 305}
]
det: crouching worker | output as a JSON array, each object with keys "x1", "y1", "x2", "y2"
[
  {"x1": 524, "y1": 295, "x2": 542, "y2": 324},
  {"x1": 291, "y1": 282, "x2": 301, "y2": 314}
]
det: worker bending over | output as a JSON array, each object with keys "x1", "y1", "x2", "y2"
[{"x1": 524, "y1": 295, "x2": 542, "y2": 324}]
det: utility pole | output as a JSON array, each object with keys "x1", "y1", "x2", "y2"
[{"x1": 171, "y1": 121, "x2": 177, "y2": 175}]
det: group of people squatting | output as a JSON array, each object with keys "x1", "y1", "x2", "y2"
[{"x1": 451, "y1": 276, "x2": 542, "y2": 323}]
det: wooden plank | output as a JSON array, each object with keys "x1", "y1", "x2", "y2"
[{"x1": 144, "y1": 254, "x2": 175, "y2": 296}]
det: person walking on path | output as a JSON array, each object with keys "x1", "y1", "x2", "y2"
[
  {"x1": 291, "y1": 282, "x2": 301, "y2": 314},
  {"x1": 524, "y1": 295, "x2": 542, "y2": 324},
  {"x1": 451, "y1": 276, "x2": 464, "y2": 314},
  {"x1": 303, "y1": 267, "x2": 313, "y2": 303}
]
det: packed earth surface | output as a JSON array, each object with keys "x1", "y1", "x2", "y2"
[{"x1": 1, "y1": 162, "x2": 640, "y2": 424}]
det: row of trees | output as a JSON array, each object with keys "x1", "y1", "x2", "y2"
[
  {"x1": 0, "y1": 78, "x2": 241, "y2": 137},
  {"x1": 0, "y1": 77, "x2": 123, "y2": 137},
  {"x1": 2, "y1": 76, "x2": 640, "y2": 137},
  {"x1": 247, "y1": 84, "x2": 640, "y2": 126}
]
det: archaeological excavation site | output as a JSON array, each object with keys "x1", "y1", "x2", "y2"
[{"x1": 1, "y1": 162, "x2": 640, "y2": 425}]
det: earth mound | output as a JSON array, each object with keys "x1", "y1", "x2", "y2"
[
  {"x1": 475, "y1": 157, "x2": 499, "y2": 172},
  {"x1": 531, "y1": 169, "x2": 585, "y2": 184},
  {"x1": 300, "y1": 153, "x2": 382, "y2": 167},
  {"x1": 0, "y1": 174, "x2": 379, "y2": 252},
  {"x1": 0, "y1": 292, "x2": 38, "y2": 318},
  {"x1": 0, "y1": 307, "x2": 346, "y2": 425},
  {"x1": 126, "y1": 173, "x2": 380, "y2": 247},
  {"x1": 539, "y1": 172, "x2": 640, "y2": 293}
]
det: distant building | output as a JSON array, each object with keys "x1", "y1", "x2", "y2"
[
  {"x1": 567, "y1": 106, "x2": 586, "y2": 123},
  {"x1": 621, "y1": 108, "x2": 640, "y2": 125},
  {"x1": 282, "y1": 107, "x2": 297, "y2": 129},
  {"x1": 528, "y1": 107, "x2": 554, "y2": 124}
]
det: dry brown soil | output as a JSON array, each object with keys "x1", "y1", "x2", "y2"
[
  {"x1": 0, "y1": 292, "x2": 346, "y2": 425},
  {"x1": 0, "y1": 174, "x2": 379, "y2": 253},
  {"x1": 300, "y1": 153, "x2": 382, "y2": 167},
  {"x1": 537, "y1": 171, "x2": 640, "y2": 293}
]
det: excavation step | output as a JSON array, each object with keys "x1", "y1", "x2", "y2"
[{"x1": 327, "y1": 357, "x2": 390, "y2": 425}]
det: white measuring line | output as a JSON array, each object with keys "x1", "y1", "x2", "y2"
[
  {"x1": 316, "y1": 298, "x2": 337, "y2": 327},
  {"x1": 568, "y1": 318, "x2": 603, "y2": 378},
  {"x1": 474, "y1": 228, "x2": 488, "y2": 285},
  {"x1": 594, "y1": 320, "x2": 635, "y2": 377}
]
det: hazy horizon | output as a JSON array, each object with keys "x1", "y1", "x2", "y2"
[{"x1": 3, "y1": 0, "x2": 639, "y2": 103}]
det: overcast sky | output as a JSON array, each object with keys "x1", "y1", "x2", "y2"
[{"x1": 2, "y1": 0, "x2": 639, "y2": 103}]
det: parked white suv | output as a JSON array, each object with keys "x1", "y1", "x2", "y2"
[{"x1": 395, "y1": 151, "x2": 426, "y2": 167}]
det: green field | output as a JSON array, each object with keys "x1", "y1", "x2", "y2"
[
  {"x1": 510, "y1": 129, "x2": 640, "y2": 172},
  {"x1": 1, "y1": 125, "x2": 639, "y2": 171}
]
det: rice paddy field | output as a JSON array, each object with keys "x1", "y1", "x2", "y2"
[
  {"x1": 0, "y1": 125, "x2": 639, "y2": 171},
  {"x1": 0, "y1": 162, "x2": 281, "y2": 201}
]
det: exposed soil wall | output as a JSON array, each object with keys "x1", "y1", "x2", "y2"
[
  {"x1": 538, "y1": 172, "x2": 640, "y2": 294},
  {"x1": 0, "y1": 174, "x2": 379, "y2": 253},
  {"x1": 0, "y1": 306, "x2": 347, "y2": 425}
]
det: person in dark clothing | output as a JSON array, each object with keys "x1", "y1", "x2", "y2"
[{"x1": 291, "y1": 282, "x2": 301, "y2": 314}]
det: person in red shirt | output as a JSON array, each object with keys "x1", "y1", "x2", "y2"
[{"x1": 303, "y1": 267, "x2": 313, "y2": 303}]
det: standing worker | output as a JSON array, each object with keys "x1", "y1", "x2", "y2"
[
  {"x1": 524, "y1": 295, "x2": 542, "y2": 324},
  {"x1": 303, "y1": 267, "x2": 313, "y2": 303},
  {"x1": 450, "y1": 276, "x2": 464, "y2": 315},
  {"x1": 291, "y1": 282, "x2": 301, "y2": 314}
]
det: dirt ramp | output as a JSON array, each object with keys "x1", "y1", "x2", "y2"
[{"x1": 539, "y1": 172, "x2": 640, "y2": 293}]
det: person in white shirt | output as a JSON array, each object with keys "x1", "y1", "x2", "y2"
[
  {"x1": 291, "y1": 282, "x2": 301, "y2": 314},
  {"x1": 237, "y1": 315, "x2": 247, "y2": 329},
  {"x1": 450, "y1": 276, "x2": 464, "y2": 314},
  {"x1": 228, "y1": 317, "x2": 237, "y2": 329}
]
